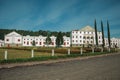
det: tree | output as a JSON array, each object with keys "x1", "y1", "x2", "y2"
[
  {"x1": 46, "y1": 31, "x2": 52, "y2": 46},
  {"x1": 56, "y1": 32, "x2": 63, "y2": 47},
  {"x1": 94, "y1": 19, "x2": 98, "y2": 46},
  {"x1": 101, "y1": 21, "x2": 105, "y2": 48},
  {"x1": 107, "y1": 20, "x2": 111, "y2": 48},
  {"x1": 46, "y1": 32, "x2": 52, "y2": 47},
  {"x1": 32, "y1": 40, "x2": 36, "y2": 46}
]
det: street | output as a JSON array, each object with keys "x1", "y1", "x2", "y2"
[{"x1": 0, "y1": 53, "x2": 120, "y2": 80}]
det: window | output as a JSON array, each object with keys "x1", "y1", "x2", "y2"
[
  {"x1": 73, "y1": 36, "x2": 74, "y2": 38},
  {"x1": 67, "y1": 42, "x2": 69, "y2": 45},
  {"x1": 83, "y1": 41, "x2": 85, "y2": 43},
  {"x1": 36, "y1": 42, "x2": 38, "y2": 44},
  {"x1": 99, "y1": 41, "x2": 101, "y2": 43},
  {"x1": 18, "y1": 39, "x2": 20, "y2": 42},
  {"x1": 91, "y1": 37, "x2": 93, "y2": 39},
  {"x1": 87, "y1": 37, "x2": 89, "y2": 39},
  {"x1": 80, "y1": 40, "x2": 82, "y2": 42},
  {"x1": 91, "y1": 41, "x2": 93, "y2": 43},
  {"x1": 52, "y1": 42, "x2": 54, "y2": 45},
  {"x1": 64, "y1": 42, "x2": 66, "y2": 45},
  {"x1": 80, "y1": 36, "x2": 81, "y2": 38},
  {"x1": 39, "y1": 42, "x2": 41, "y2": 45},
  {"x1": 6, "y1": 39, "x2": 9, "y2": 41},
  {"x1": 76, "y1": 36, "x2": 78, "y2": 38},
  {"x1": 83, "y1": 36, "x2": 86, "y2": 39},
  {"x1": 99, "y1": 36, "x2": 100, "y2": 39},
  {"x1": 24, "y1": 42, "x2": 25, "y2": 44},
  {"x1": 27, "y1": 42, "x2": 29, "y2": 45},
  {"x1": 72, "y1": 40, "x2": 74, "y2": 42},
  {"x1": 76, "y1": 40, "x2": 78, "y2": 42}
]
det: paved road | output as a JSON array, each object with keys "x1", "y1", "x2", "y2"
[{"x1": 0, "y1": 53, "x2": 120, "y2": 80}]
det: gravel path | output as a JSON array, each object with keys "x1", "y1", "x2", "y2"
[{"x1": 0, "y1": 53, "x2": 120, "y2": 80}]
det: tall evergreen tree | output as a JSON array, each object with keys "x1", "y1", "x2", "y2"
[
  {"x1": 101, "y1": 21, "x2": 105, "y2": 48},
  {"x1": 94, "y1": 19, "x2": 98, "y2": 46},
  {"x1": 56, "y1": 32, "x2": 63, "y2": 47},
  {"x1": 107, "y1": 20, "x2": 111, "y2": 48}
]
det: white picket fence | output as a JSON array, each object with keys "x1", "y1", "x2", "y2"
[{"x1": 2, "y1": 48, "x2": 84, "y2": 60}]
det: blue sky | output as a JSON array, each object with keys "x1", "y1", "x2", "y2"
[{"x1": 0, "y1": 0, "x2": 120, "y2": 37}]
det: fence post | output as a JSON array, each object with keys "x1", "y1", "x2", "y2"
[
  {"x1": 4, "y1": 50, "x2": 7, "y2": 60},
  {"x1": 92, "y1": 47, "x2": 94, "y2": 53},
  {"x1": 52, "y1": 49, "x2": 54, "y2": 56},
  {"x1": 101, "y1": 47, "x2": 103, "y2": 52},
  {"x1": 31, "y1": 49, "x2": 34, "y2": 58},
  {"x1": 80, "y1": 48, "x2": 83, "y2": 55},
  {"x1": 68, "y1": 48, "x2": 70, "y2": 55}
]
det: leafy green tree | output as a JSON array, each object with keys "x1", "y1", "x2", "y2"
[
  {"x1": 32, "y1": 40, "x2": 36, "y2": 46},
  {"x1": 46, "y1": 32, "x2": 52, "y2": 46},
  {"x1": 56, "y1": 32, "x2": 63, "y2": 47},
  {"x1": 101, "y1": 21, "x2": 105, "y2": 48},
  {"x1": 107, "y1": 20, "x2": 111, "y2": 48},
  {"x1": 94, "y1": 19, "x2": 98, "y2": 46}
]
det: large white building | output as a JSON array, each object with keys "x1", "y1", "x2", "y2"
[
  {"x1": 4, "y1": 31, "x2": 22, "y2": 47},
  {"x1": 3, "y1": 26, "x2": 120, "y2": 48},
  {"x1": 71, "y1": 26, "x2": 102, "y2": 47},
  {"x1": 4, "y1": 31, "x2": 70, "y2": 47}
]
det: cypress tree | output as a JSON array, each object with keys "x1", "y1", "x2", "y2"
[
  {"x1": 94, "y1": 19, "x2": 98, "y2": 46},
  {"x1": 101, "y1": 21, "x2": 105, "y2": 48},
  {"x1": 107, "y1": 20, "x2": 111, "y2": 48}
]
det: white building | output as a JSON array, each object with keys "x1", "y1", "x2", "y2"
[
  {"x1": 4, "y1": 31, "x2": 22, "y2": 47},
  {"x1": 71, "y1": 26, "x2": 102, "y2": 47},
  {"x1": 105, "y1": 37, "x2": 120, "y2": 48},
  {"x1": 23, "y1": 35, "x2": 46, "y2": 47},
  {"x1": 0, "y1": 40, "x2": 4, "y2": 47},
  {"x1": 49, "y1": 36, "x2": 56, "y2": 47},
  {"x1": 3, "y1": 30, "x2": 120, "y2": 48},
  {"x1": 23, "y1": 35, "x2": 56, "y2": 47},
  {"x1": 62, "y1": 36, "x2": 70, "y2": 47}
]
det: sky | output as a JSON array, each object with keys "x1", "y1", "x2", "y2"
[{"x1": 0, "y1": 0, "x2": 120, "y2": 37}]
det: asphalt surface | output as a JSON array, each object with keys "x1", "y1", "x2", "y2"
[{"x1": 0, "y1": 53, "x2": 120, "y2": 80}]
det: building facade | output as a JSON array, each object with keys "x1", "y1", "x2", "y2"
[
  {"x1": 3, "y1": 28, "x2": 120, "y2": 48},
  {"x1": 62, "y1": 36, "x2": 70, "y2": 47},
  {"x1": 4, "y1": 31, "x2": 70, "y2": 47},
  {"x1": 71, "y1": 26, "x2": 102, "y2": 47},
  {"x1": 4, "y1": 31, "x2": 22, "y2": 47},
  {"x1": 105, "y1": 38, "x2": 120, "y2": 48}
]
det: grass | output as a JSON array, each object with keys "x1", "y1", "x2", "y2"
[{"x1": 0, "y1": 48, "x2": 64, "y2": 60}]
